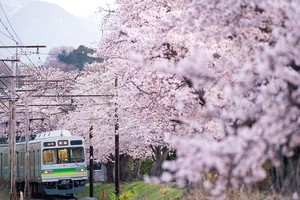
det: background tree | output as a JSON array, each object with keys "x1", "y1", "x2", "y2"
[
  {"x1": 57, "y1": 45, "x2": 104, "y2": 70},
  {"x1": 44, "y1": 46, "x2": 76, "y2": 72},
  {"x1": 0, "y1": 66, "x2": 79, "y2": 135},
  {"x1": 44, "y1": 45, "x2": 104, "y2": 71},
  {"x1": 97, "y1": 0, "x2": 203, "y2": 177}
]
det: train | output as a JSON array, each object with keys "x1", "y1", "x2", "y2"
[{"x1": 0, "y1": 130, "x2": 88, "y2": 196}]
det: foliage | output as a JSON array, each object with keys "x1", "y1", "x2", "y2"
[
  {"x1": 140, "y1": 159, "x2": 154, "y2": 176},
  {"x1": 184, "y1": 183, "x2": 289, "y2": 200},
  {"x1": 75, "y1": 181, "x2": 186, "y2": 200},
  {"x1": 44, "y1": 46, "x2": 76, "y2": 71},
  {"x1": 1, "y1": 0, "x2": 299, "y2": 199},
  {"x1": 110, "y1": 189, "x2": 135, "y2": 200},
  {"x1": 100, "y1": 0, "x2": 300, "y2": 198},
  {"x1": 57, "y1": 45, "x2": 103, "y2": 70}
]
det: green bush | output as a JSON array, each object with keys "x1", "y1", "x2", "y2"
[
  {"x1": 140, "y1": 159, "x2": 153, "y2": 176},
  {"x1": 110, "y1": 190, "x2": 135, "y2": 200}
]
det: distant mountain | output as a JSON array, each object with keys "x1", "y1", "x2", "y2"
[
  {"x1": 0, "y1": 0, "x2": 31, "y2": 15},
  {"x1": 1, "y1": 1, "x2": 100, "y2": 62}
]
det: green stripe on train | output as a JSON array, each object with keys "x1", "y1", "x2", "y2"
[{"x1": 41, "y1": 167, "x2": 87, "y2": 177}]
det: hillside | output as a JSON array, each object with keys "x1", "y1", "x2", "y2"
[{"x1": 1, "y1": 1, "x2": 100, "y2": 61}]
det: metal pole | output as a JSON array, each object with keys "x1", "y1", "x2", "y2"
[
  {"x1": 9, "y1": 99, "x2": 17, "y2": 200},
  {"x1": 24, "y1": 82, "x2": 30, "y2": 200},
  {"x1": 114, "y1": 76, "x2": 120, "y2": 196},
  {"x1": 89, "y1": 146, "x2": 94, "y2": 197},
  {"x1": 115, "y1": 133, "x2": 119, "y2": 196},
  {"x1": 89, "y1": 125, "x2": 94, "y2": 197}
]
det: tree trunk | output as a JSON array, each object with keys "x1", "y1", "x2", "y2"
[
  {"x1": 150, "y1": 145, "x2": 169, "y2": 177},
  {"x1": 133, "y1": 158, "x2": 142, "y2": 179},
  {"x1": 105, "y1": 161, "x2": 115, "y2": 183},
  {"x1": 120, "y1": 154, "x2": 133, "y2": 182},
  {"x1": 271, "y1": 147, "x2": 300, "y2": 194}
]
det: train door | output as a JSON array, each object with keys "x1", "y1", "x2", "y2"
[
  {"x1": 16, "y1": 151, "x2": 19, "y2": 179},
  {"x1": 30, "y1": 150, "x2": 35, "y2": 180},
  {"x1": 3, "y1": 152, "x2": 9, "y2": 179},
  {"x1": 17, "y1": 151, "x2": 24, "y2": 180},
  {"x1": 33, "y1": 150, "x2": 36, "y2": 179},
  {"x1": 35, "y1": 150, "x2": 40, "y2": 179}
]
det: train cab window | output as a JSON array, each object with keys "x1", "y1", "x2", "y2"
[
  {"x1": 58, "y1": 148, "x2": 69, "y2": 163},
  {"x1": 71, "y1": 140, "x2": 82, "y2": 145},
  {"x1": 43, "y1": 149, "x2": 57, "y2": 164},
  {"x1": 70, "y1": 147, "x2": 84, "y2": 163}
]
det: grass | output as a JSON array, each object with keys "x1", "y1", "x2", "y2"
[
  {"x1": 75, "y1": 181, "x2": 186, "y2": 200},
  {"x1": 75, "y1": 181, "x2": 289, "y2": 200}
]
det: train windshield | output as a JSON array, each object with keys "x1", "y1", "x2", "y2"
[
  {"x1": 43, "y1": 147, "x2": 85, "y2": 165},
  {"x1": 70, "y1": 147, "x2": 85, "y2": 163}
]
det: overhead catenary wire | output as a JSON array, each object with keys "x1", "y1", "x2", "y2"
[
  {"x1": 0, "y1": 18, "x2": 19, "y2": 45},
  {"x1": 0, "y1": 40, "x2": 14, "y2": 57},
  {"x1": 0, "y1": 3, "x2": 49, "y2": 121},
  {"x1": 0, "y1": 2, "x2": 24, "y2": 45},
  {"x1": 0, "y1": 28, "x2": 16, "y2": 43}
]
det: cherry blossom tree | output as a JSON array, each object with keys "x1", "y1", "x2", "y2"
[
  {"x1": 56, "y1": 62, "x2": 117, "y2": 161},
  {"x1": 14, "y1": 66, "x2": 79, "y2": 133},
  {"x1": 11, "y1": 63, "x2": 116, "y2": 162},
  {"x1": 98, "y1": 0, "x2": 202, "y2": 175},
  {"x1": 100, "y1": 0, "x2": 300, "y2": 197},
  {"x1": 116, "y1": 62, "x2": 199, "y2": 175}
]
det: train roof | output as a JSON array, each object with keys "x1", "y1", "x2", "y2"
[
  {"x1": 0, "y1": 130, "x2": 76, "y2": 144},
  {"x1": 35, "y1": 130, "x2": 72, "y2": 140}
]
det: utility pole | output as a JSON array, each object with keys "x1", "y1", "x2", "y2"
[
  {"x1": 9, "y1": 54, "x2": 17, "y2": 200},
  {"x1": 114, "y1": 76, "x2": 120, "y2": 196},
  {"x1": 24, "y1": 80, "x2": 30, "y2": 200},
  {"x1": 89, "y1": 125, "x2": 94, "y2": 198}
]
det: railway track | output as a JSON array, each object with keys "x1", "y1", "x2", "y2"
[
  {"x1": 31, "y1": 195, "x2": 97, "y2": 200},
  {"x1": 31, "y1": 194, "x2": 76, "y2": 200}
]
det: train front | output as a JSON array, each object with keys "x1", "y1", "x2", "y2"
[{"x1": 40, "y1": 133, "x2": 88, "y2": 195}]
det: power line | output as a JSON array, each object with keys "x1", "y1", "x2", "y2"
[
  {"x1": 0, "y1": 18, "x2": 19, "y2": 44},
  {"x1": 0, "y1": 3, "x2": 46, "y2": 71},
  {"x1": 31, "y1": 94, "x2": 115, "y2": 98},
  {"x1": 0, "y1": 59, "x2": 19, "y2": 62},
  {"x1": 0, "y1": 41, "x2": 14, "y2": 57},
  {"x1": 0, "y1": 45, "x2": 47, "y2": 49},
  {"x1": 0, "y1": 2, "x2": 23, "y2": 45},
  {"x1": 0, "y1": 29, "x2": 16, "y2": 43}
]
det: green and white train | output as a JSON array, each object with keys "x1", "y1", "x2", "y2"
[{"x1": 0, "y1": 130, "x2": 88, "y2": 196}]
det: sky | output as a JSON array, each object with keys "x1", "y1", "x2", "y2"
[{"x1": 39, "y1": 0, "x2": 115, "y2": 17}]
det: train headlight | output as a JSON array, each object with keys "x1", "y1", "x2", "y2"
[
  {"x1": 58, "y1": 140, "x2": 68, "y2": 146},
  {"x1": 44, "y1": 169, "x2": 53, "y2": 174},
  {"x1": 76, "y1": 168, "x2": 84, "y2": 172}
]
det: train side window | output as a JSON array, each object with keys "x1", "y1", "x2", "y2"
[
  {"x1": 16, "y1": 151, "x2": 19, "y2": 166},
  {"x1": 43, "y1": 149, "x2": 56, "y2": 165},
  {"x1": 58, "y1": 148, "x2": 69, "y2": 163}
]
